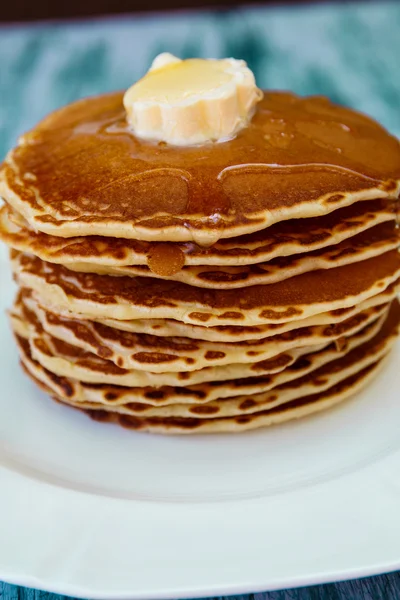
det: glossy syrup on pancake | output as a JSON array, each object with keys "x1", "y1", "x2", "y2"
[{"x1": 2, "y1": 92, "x2": 400, "y2": 243}]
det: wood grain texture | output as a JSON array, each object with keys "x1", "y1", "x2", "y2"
[{"x1": 2, "y1": 574, "x2": 400, "y2": 599}]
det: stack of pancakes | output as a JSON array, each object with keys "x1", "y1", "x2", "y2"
[{"x1": 1, "y1": 91, "x2": 400, "y2": 434}]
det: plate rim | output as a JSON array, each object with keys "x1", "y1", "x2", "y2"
[{"x1": 1, "y1": 447, "x2": 400, "y2": 599}]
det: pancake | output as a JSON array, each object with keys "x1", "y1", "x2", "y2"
[
  {"x1": 65, "y1": 222, "x2": 400, "y2": 288},
  {"x1": 12, "y1": 319, "x2": 328, "y2": 387},
  {"x1": 33, "y1": 298, "x2": 399, "y2": 431},
  {"x1": 81, "y1": 360, "x2": 386, "y2": 433},
  {"x1": 12, "y1": 250, "x2": 400, "y2": 325},
  {"x1": 2, "y1": 92, "x2": 400, "y2": 243},
  {"x1": 114, "y1": 301, "x2": 398, "y2": 418},
  {"x1": 11, "y1": 302, "x2": 385, "y2": 387},
  {"x1": 17, "y1": 304, "x2": 393, "y2": 408},
  {"x1": 17, "y1": 342, "x2": 392, "y2": 434},
  {"x1": 21, "y1": 302, "x2": 397, "y2": 420},
  {"x1": 94, "y1": 282, "x2": 400, "y2": 342},
  {"x1": 0, "y1": 199, "x2": 396, "y2": 270},
  {"x1": 18, "y1": 290, "x2": 388, "y2": 372}
]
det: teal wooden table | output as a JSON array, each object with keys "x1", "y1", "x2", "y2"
[
  {"x1": 1, "y1": 1, "x2": 400, "y2": 597},
  {"x1": 2, "y1": 575, "x2": 400, "y2": 599}
]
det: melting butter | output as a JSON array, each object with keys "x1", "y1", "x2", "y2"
[{"x1": 123, "y1": 53, "x2": 263, "y2": 146}]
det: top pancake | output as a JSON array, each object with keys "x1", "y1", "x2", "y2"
[{"x1": 1, "y1": 92, "x2": 400, "y2": 243}]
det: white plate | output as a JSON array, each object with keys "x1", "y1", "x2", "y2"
[{"x1": 1, "y1": 242, "x2": 400, "y2": 599}]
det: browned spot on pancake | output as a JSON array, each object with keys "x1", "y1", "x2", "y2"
[
  {"x1": 144, "y1": 389, "x2": 166, "y2": 400},
  {"x1": 105, "y1": 392, "x2": 118, "y2": 401},
  {"x1": 188, "y1": 312, "x2": 211, "y2": 322},
  {"x1": 251, "y1": 353, "x2": 292, "y2": 372},
  {"x1": 133, "y1": 352, "x2": 179, "y2": 364},
  {"x1": 313, "y1": 377, "x2": 329, "y2": 387},
  {"x1": 266, "y1": 394, "x2": 278, "y2": 403},
  {"x1": 331, "y1": 307, "x2": 354, "y2": 317},
  {"x1": 204, "y1": 350, "x2": 226, "y2": 360},
  {"x1": 288, "y1": 357, "x2": 312, "y2": 371},
  {"x1": 147, "y1": 243, "x2": 185, "y2": 276},
  {"x1": 217, "y1": 312, "x2": 243, "y2": 320},
  {"x1": 173, "y1": 387, "x2": 207, "y2": 400},
  {"x1": 98, "y1": 347, "x2": 113, "y2": 359},
  {"x1": 259, "y1": 307, "x2": 302, "y2": 320},
  {"x1": 239, "y1": 398, "x2": 257, "y2": 410},
  {"x1": 235, "y1": 416, "x2": 252, "y2": 424},
  {"x1": 178, "y1": 372, "x2": 190, "y2": 380},
  {"x1": 125, "y1": 402, "x2": 150, "y2": 412},
  {"x1": 323, "y1": 313, "x2": 366, "y2": 337},
  {"x1": 186, "y1": 358, "x2": 195, "y2": 365},
  {"x1": 90, "y1": 410, "x2": 111, "y2": 423},
  {"x1": 152, "y1": 324, "x2": 162, "y2": 330},
  {"x1": 45, "y1": 369, "x2": 74, "y2": 398},
  {"x1": 327, "y1": 247, "x2": 356, "y2": 261},
  {"x1": 116, "y1": 357, "x2": 124, "y2": 368},
  {"x1": 199, "y1": 271, "x2": 249, "y2": 283},
  {"x1": 247, "y1": 351, "x2": 261, "y2": 357},
  {"x1": 33, "y1": 337, "x2": 53, "y2": 357},
  {"x1": 118, "y1": 414, "x2": 205, "y2": 430},
  {"x1": 324, "y1": 193, "x2": 345, "y2": 204},
  {"x1": 189, "y1": 405, "x2": 219, "y2": 415},
  {"x1": 233, "y1": 375, "x2": 272, "y2": 388},
  {"x1": 279, "y1": 327, "x2": 313, "y2": 342}
]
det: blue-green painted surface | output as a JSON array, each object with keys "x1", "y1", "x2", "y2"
[{"x1": 1, "y1": 1, "x2": 400, "y2": 598}]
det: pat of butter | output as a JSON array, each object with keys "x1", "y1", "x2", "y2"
[{"x1": 123, "y1": 53, "x2": 263, "y2": 146}]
